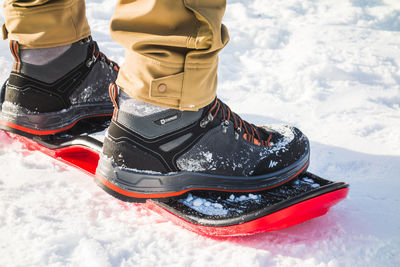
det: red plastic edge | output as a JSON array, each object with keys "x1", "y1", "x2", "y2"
[
  {"x1": 145, "y1": 188, "x2": 349, "y2": 237},
  {"x1": 5, "y1": 132, "x2": 100, "y2": 175},
  {"x1": 4, "y1": 131, "x2": 349, "y2": 237}
]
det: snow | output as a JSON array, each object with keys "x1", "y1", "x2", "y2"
[
  {"x1": 179, "y1": 192, "x2": 263, "y2": 216},
  {"x1": 261, "y1": 125, "x2": 295, "y2": 152},
  {"x1": 298, "y1": 177, "x2": 320, "y2": 188},
  {"x1": 1, "y1": 0, "x2": 400, "y2": 266},
  {"x1": 177, "y1": 150, "x2": 216, "y2": 172},
  {"x1": 119, "y1": 91, "x2": 168, "y2": 117},
  {"x1": 179, "y1": 177, "x2": 325, "y2": 217}
]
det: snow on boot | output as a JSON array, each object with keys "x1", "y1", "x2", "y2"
[
  {"x1": 0, "y1": 36, "x2": 118, "y2": 136},
  {"x1": 95, "y1": 86, "x2": 310, "y2": 200}
]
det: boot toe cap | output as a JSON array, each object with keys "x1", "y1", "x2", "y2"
[{"x1": 253, "y1": 125, "x2": 310, "y2": 176}]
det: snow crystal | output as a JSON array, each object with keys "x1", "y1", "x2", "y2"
[
  {"x1": 179, "y1": 192, "x2": 262, "y2": 216},
  {"x1": 69, "y1": 62, "x2": 113, "y2": 105},
  {"x1": 299, "y1": 177, "x2": 321, "y2": 188},
  {"x1": 176, "y1": 150, "x2": 216, "y2": 172},
  {"x1": 212, "y1": 203, "x2": 223, "y2": 209},
  {"x1": 2, "y1": 101, "x2": 41, "y2": 115},
  {"x1": 180, "y1": 194, "x2": 229, "y2": 216},
  {"x1": 302, "y1": 177, "x2": 314, "y2": 183},
  {"x1": 119, "y1": 166, "x2": 163, "y2": 175},
  {"x1": 192, "y1": 198, "x2": 203, "y2": 207},
  {"x1": 249, "y1": 194, "x2": 258, "y2": 200},
  {"x1": 292, "y1": 176, "x2": 321, "y2": 189},
  {"x1": 227, "y1": 193, "x2": 261, "y2": 203},
  {"x1": 262, "y1": 125, "x2": 295, "y2": 153}
]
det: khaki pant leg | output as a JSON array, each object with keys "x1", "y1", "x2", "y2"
[
  {"x1": 111, "y1": 0, "x2": 229, "y2": 111},
  {"x1": 2, "y1": 0, "x2": 91, "y2": 49}
]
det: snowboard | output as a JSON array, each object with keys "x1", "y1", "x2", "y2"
[{"x1": 0, "y1": 115, "x2": 349, "y2": 237}]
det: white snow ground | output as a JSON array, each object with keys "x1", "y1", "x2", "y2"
[{"x1": 1, "y1": 0, "x2": 400, "y2": 266}]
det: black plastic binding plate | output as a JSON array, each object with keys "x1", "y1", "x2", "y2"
[{"x1": 3, "y1": 116, "x2": 348, "y2": 227}]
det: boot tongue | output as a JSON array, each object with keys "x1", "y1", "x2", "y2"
[
  {"x1": 260, "y1": 125, "x2": 294, "y2": 144},
  {"x1": 20, "y1": 44, "x2": 72, "y2": 65},
  {"x1": 259, "y1": 126, "x2": 282, "y2": 143},
  {"x1": 206, "y1": 98, "x2": 276, "y2": 143}
]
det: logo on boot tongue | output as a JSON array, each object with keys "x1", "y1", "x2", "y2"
[{"x1": 154, "y1": 113, "x2": 181, "y2": 125}]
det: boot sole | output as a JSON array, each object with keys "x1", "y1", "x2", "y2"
[
  {"x1": 95, "y1": 150, "x2": 310, "y2": 200},
  {"x1": 0, "y1": 102, "x2": 113, "y2": 136}
]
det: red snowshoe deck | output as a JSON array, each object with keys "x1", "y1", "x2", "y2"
[{"x1": 0, "y1": 117, "x2": 349, "y2": 237}]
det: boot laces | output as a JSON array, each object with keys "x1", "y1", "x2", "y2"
[
  {"x1": 84, "y1": 37, "x2": 119, "y2": 72},
  {"x1": 201, "y1": 98, "x2": 272, "y2": 147}
]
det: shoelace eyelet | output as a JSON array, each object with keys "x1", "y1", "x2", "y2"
[
  {"x1": 221, "y1": 120, "x2": 229, "y2": 134},
  {"x1": 200, "y1": 113, "x2": 214, "y2": 128},
  {"x1": 86, "y1": 55, "x2": 96, "y2": 67},
  {"x1": 234, "y1": 128, "x2": 241, "y2": 140}
]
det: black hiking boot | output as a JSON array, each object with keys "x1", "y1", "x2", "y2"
[
  {"x1": 0, "y1": 36, "x2": 118, "y2": 136},
  {"x1": 95, "y1": 86, "x2": 310, "y2": 201}
]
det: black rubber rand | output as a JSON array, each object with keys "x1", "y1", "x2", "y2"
[
  {"x1": 5, "y1": 58, "x2": 94, "y2": 113},
  {"x1": 103, "y1": 118, "x2": 210, "y2": 173},
  {"x1": 97, "y1": 120, "x2": 310, "y2": 199}
]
